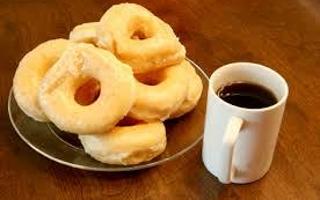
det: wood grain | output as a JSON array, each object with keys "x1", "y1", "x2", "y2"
[{"x1": 1, "y1": 0, "x2": 320, "y2": 199}]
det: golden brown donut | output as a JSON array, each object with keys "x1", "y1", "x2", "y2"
[
  {"x1": 13, "y1": 39, "x2": 69, "y2": 122},
  {"x1": 69, "y1": 22, "x2": 99, "y2": 44},
  {"x1": 97, "y1": 3, "x2": 186, "y2": 74},
  {"x1": 128, "y1": 60, "x2": 190, "y2": 121},
  {"x1": 38, "y1": 43, "x2": 136, "y2": 134},
  {"x1": 79, "y1": 120, "x2": 166, "y2": 165},
  {"x1": 170, "y1": 61, "x2": 203, "y2": 118}
]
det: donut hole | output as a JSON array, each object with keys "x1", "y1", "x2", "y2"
[
  {"x1": 129, "y1": 17, "x2": 155, "y2": 40},
  {"x1": 74, "y1": 78, "x2": 101, "y2": 106},
  {"x1": 117, "y1": 117, "x2": 144, "y2": 127},
  {"x1": 131, "y1": 29, "x2": 148, "y2": 40},
  {"x1": 135, "y1": 70, "x2": 164, "y2": 86}
]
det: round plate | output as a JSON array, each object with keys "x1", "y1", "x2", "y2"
[{"x1": 8, "y1": 58, "x2": 209, "y2": 171}]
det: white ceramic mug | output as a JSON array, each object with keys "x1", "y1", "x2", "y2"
[{"x1": 202, "y1": 62, "x2": 289, "y2": 184}]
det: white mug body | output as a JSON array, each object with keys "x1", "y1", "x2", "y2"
[{"x1": 202, "y1": 62, "x2": 288, "y2": 184}]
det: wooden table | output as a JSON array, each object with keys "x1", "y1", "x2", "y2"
[{"x1": 1, "y1": 0, "x2": 320, "y2": 199}]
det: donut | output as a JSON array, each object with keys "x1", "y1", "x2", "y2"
[
  {"x1": 69, "y1": 22, "x2": 99, "y2": 44},
  {"x1": 170, "y1": 62, "x2": 203, "y2": 118},
  {"x1": 38, "y1": 43, "x2": 136, "y2": 134},
  {"x1": 128, "y1": 60, "x2": 190, "y2": 121},
  {"x1": 97, "y1": 3, "x2": 186, "y2": 74},
  {"x1": 79, "y1": 120, "x2": 166, "y2": 165},
  {"x1": 13, "y1": 39, "x2": 69, "y2": 122}
]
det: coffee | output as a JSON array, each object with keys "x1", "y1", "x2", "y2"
[{"x1": 217, "y1": 82, "x2": 277, "y2": 109}]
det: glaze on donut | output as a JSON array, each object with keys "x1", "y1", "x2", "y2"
[
  {"x1": 69, "y1": 22, "x2": 99, "y2": 45},
  {"x1": 170, "y1": 61, "x2": 203, "y2": 118},
  {"x1": 13, "y1": 39, "x2": 69, "y2": 121},
  {"x1": 38, "y1": 43, "x2": 136, "y2": 134},
  {"x1": 128, "y1": 60, "x2": 191, "y2": 121},
  {"x1": 97, "y1": 3, "x2": 186, "y2": 74},
  {"x1": 79, "y1": 120, "x2": 166, "y2": 165}
]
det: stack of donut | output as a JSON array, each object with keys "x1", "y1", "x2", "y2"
[{"x1": 13, "y1": 3, "x2": 203, "y2": 165}]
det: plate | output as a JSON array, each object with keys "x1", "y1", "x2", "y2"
[{"x1": 8, "y1": 58, "x2": 209, "y2": 171}]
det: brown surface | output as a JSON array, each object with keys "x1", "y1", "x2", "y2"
[{"x1": 0, "y1": 0, "x2": 320, "y2": 199}]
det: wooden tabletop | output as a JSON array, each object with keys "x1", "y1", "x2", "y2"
[{"x1": 1, "y1": 0, "x2": 320, "y2": 199}]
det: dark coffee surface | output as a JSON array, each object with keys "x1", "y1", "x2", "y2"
[{"x1": 217, "y1": 82, "x2": 277, "y2": 109}]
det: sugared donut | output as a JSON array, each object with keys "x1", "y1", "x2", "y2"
[
  {"x1": 13, "y1": 39, "x2": 69, "y2": 122},
  {"x1": 79, "y1": 120, "x2": 166, "y2": 165},
  {"x1": 38, "y1": 43, "x2": 136, "y2": 134},
  {"x1": 128, "y1": 60, "x2": 190, "y2": 121},
  {"x1": 97, "y1": 3, "x2": 186, "y2": 74},
  {"x1": 69, "y1": 22, "x2": 99, "y2": 44},
  {"x1": 170, "y1": 61, "x2": 203, "y2": 118}
]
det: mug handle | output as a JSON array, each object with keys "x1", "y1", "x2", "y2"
[{"x1": 220, "y1": 116, "x2": 243, "y2": 183}]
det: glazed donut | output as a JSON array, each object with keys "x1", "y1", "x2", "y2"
[
  {"x1": 79, "y1": 120, "x2": 166, "y2": 165},
  {"x1": 128, "y1": 60, "x2": 190, "y2": 121},
  {"x1": 38, "y1": 43, "x2": 136, "y2": 134},
  {"x1": 97, "y1": 3, "x2": 186, "y2": 74},
  {"x1": 69, "y1": 22, "x2": 99, "y2": 44},
  {"x1": 170, "y1": 62, "x2": 203, "y2": 118},
  {"x1": 13, "y1": 39, "x2": 69, "y2": 122}
]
